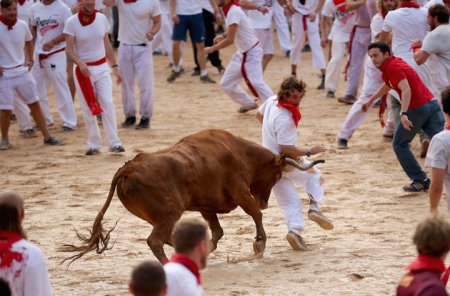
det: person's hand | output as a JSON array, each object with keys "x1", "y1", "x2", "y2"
[
  {"x1": 213, "y1": 34, "x2": 225, "y2": 44},
  {"x1": 401, "y1": 114, "x2": 413, "y2": 131},
  {"x1": 204, "y1": 47, "x2": 214, "y2": 55},
  {"x1": 284, "y1": 5, "x2": 294, "y2": 16},
  {"x1": 146, "y1": 32, "x2": 155, "y2": 41},
  {"x1": 171, "y1": 14, "x2": 180, "y2": 24},
  {"x1": 113, "y1": 67, "x2": 122, "y2": 84},
  {"x1": 0, "y1": 66, "x2": 4, "y2": 76},
  {"x1": 310, "y1": 145, "x2": 327, "y2": 155},
  {"x1": 43, "y1": 38, "x2": 57, "y2": 52},
  {"x1": 214, "y1": 11, "x2": 222, "y2": 24},
  {"x1": 78, "y1": 61, "x2": 90, "y2": 76},
  {"x1": 309, "y1": 12, "x2": 317, "y2": 22},
  {"x1": 26, "y1": 60, "x2": 34, "y2": 71},
  {"x1": 257, "y1": 6, "x2": 269, "y2": 14},
  {"x1": 361, "y1": 102, "x2": 370, "y2": 112},
  {"x1": 320, "y1": 37, "x2": 327, "y2": 48}
]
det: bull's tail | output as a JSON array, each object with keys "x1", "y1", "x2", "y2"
[{"x1": 61, "y1": 170, "x2": 124, "y2": 266}]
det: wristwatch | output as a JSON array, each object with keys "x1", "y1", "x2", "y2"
[{"x1": 400, "y1": 111, "x2": 408, "y2": 116}]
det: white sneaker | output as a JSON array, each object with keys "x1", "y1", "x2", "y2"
[
  {"x1": 0, "y1": 139, "x2": 10, "y2": 150},
  {"x1": 308, "y1": 210, "x2": 334, "y2": 230},
  {"x1": 285, "y1": 231, "x2": 309, "y2": 251}
]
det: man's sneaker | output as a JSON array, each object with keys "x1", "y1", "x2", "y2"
[
  {"x1": 308, "y1": 210, "x2": 334, "y2": 230},
  {"x1": 403, "y1": 178, "x2": 430, "y2": 192},
  {"x1": 10, "y1": 114, "x2": 16, "y2": 121},
  {"x1": 301, "y1": 44, "x2": 311, "y2": 52},
  {"x1": 217, "y1": 65, "x2": 225, "y2": 74},
  {"x1": 167, "y1": 70, "x2": 181, "y2": 83},
  {"x1": 85, "y1": 147, "x2": 100, "y2": 156},
  {"x1": 337, "y1": 95, "x2": 356, "y2": 105},
  {"x1": 285, "y1": 231, "x2": 309, "y2": 251},
  {"x1": 0, "y1": 139, "x2": 10, "y2": 150},
  {"x1": 19, "y1": 129, "x2": 36, "y2": 138},
  {"x1": 60, "y1": 125, "x2": 75, "y2": 132},
  {"x1": 326, "y1": 90, "x2": 335, "y2": 98},
  {"x1": 191, "y1": 68, "x2": 200, "y2": 76},
  {"x1": 237, "y1": 103, "x2": 258, "y2": 113},
  {"x1": 383, "y1": 133, "x2": 394, "y2": 139},
  {"x1": 110, "y1": 145, "x2": 125, "y2": 153},
  {"x1": 122, "y1": 116, "x2": 136, "y2": 128},
  {"x1": 420, "y1": 139, "x2": 430, "y2": 158},
  {"x1": 337, "y1": 138, "x2": 348, "y2": 149},
  {"x1": 317, "y1": 74, "x2": 325, "y2": 90},
  {"x1": 135, "y1": 117, "x2": 149, "y2": 129},
  {"x1": 284, "y1": 50, "x2": 291, "y2": 58},
  {"x1": 200, "y1": 74, "x2": 216, "y2": 84},
  {"x1": 43, "y1": 136, "x2": 63, "y2": 145}
]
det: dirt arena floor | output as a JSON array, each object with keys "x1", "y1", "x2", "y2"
[{"x1": 1, "y1": 39, "x2": 446, "y2": 295}]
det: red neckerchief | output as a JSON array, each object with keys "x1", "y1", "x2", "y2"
[
  {"x1": 78, "y1": 9, "x2": 97, "y2": 26},
  {"x1": 277, "y1": 100, "x2": 302, "y2": 127},
  {"x1": 407, "y1": 254, "x2": 446, "y2": 273},
  {"x1": 445, "y1": 122, "x2": 450, "y2": 130},
  {"x1": 170, "y1": 253, "x2": 201, "y2": 284},
  {"x1": 222, "y1": 0, "x2": 240, "y2": 17},
  {"x1": 18, "y1": 0, "x2": 26, "y2": 5},
  {"x1": 0, "y1": 231, "x2": 24, "y2": 269},
  {"x1": 123, "y1": 0, "x2": 137, "y2": 3},
  {"x1": 0, "y1": 15, "x2": 17, "y2": 31},
  {"x1": 400, "y1": 1, "x2": 420, "y2": 8},
  {"x1": 381, "y1": 10, "x2": 387, "y2": 19},
  {"x1": 333, "y1": 0, "x2": 347, "y2": 12}
]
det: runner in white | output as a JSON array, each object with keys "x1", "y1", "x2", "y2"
[
  {"x1": 104, "y1": 0, "x2": 161, "y2": 129},
  {"x1": 64, "y1": 0, "x2": 125, "y2": 155},
  {"x1": 0, "y1": 0, "x2": 62, "y2": 150},
  {"x1": 272, "y1": 0, "x2": 291, "y2": 57},
  {"x1": 205, "y1": 0, "x2": 274, "y2": 113},
  {"x1": 320, "y1": 0, "x2": 355, "y2": 98},
  {"x1": 30, "y1": 0, "x2": 78, "y2": 131}
]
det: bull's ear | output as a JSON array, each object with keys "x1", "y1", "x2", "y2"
[{"x1": 274, "y1": 154, "x2": 285, "y2": 167}]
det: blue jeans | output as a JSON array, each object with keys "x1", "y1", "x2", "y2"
[{"x1": 393, "y1": 99, "x2": 444, "y2": 181}]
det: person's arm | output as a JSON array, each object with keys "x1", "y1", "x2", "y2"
[
  {"x1": 205, "y1": 23, "x2": 237, "y2": 53},
  {"x1": 30, "y1": 25, "x2": 37, "y2": 44},
  {"x1": 208, "y1": 0, "x2": 222, "y2": 23},
  {"x1": 24, "y1": 40, "x2": 34, "y2": 71},
  {"x1": 320, "y1": 15, "x2": 331, "y2": 48},
  {"x1": 42, "y1": 33, "x2": 65, "y2": 52},
  {"x1": 170, "y1": 0, "x2": 179, "y2": 24},
  {"x1": 103, "y1": 0, "x2": 116, "y2": 7},
  {"x1": 240, "y1": 0, "x2": 270, "y2": 13},
  {"x1": 65, "y1": 33, "x2": 90, "y2": 76},
  {"x1": 279, "y1": 144, "x2": 327, "y2": 159},
  {"x1": 429, "y1": 167, "x2": 445, "y2": 213},
  {"x1": 397, "y1": 78, "x2": 413, "y2": 131},
  {"x1": 378, "y1": 30, "x2": 392, "y2": 44},
  {"x1": 256, "y1": 112, "x2": 263, "y2": 124},
  {"x1": 146, "y1": 15, "x2": 161, "y2": 41},
  {"x1": 361, "y1": 83, "x2": 390, "y2": 111},
  {"x1": 345, "y1": 0, "x2": 365, "y2": 11},
  {"x1": 309, "y1": 0, "x2": 325, "y2": 21},
  {"x1": 414, "y1": 49, "x2": 430, "y2": 65},
  {"x1": 104, "y1": 33, "x2": 121, "y2": 83}
]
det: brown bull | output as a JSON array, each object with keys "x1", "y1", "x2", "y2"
[{"x1": 64, "y1": 129, "x2": 323, "y2": 263}]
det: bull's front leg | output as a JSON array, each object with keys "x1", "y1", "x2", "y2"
[{"x1": 237, "y1": 192, "x2": 266, "y2": 256}]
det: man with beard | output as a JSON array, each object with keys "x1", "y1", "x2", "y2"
[
  {"x1": 362, "y1": 42, "x2": 444, "y2": 192},
  {"x1": 414, "y1": 4, "x2": 450, "y2": 83},
  {"x1": 164, "y1": 218, "x2": 210, "y2": 296},
  {"x1": 256, "y1": 76, "x2": 333, "y2": 251},
  {"x1": 0, "y1": 0, "x2": 62, "y2": 150},
  {"x1": 64, "y1": 0, "x2": 125, "y2": 155}
]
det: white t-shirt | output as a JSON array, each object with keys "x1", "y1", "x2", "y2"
[
  {"x1": 174, "y1": 0, "x2": 202, "y2": 15},
  {"x1": 321, "y1": 0, "x2": 355, "y2": 42},
  {"x1": 225, "y1": 5, "x2": 259, "y2": 53},
  {"x1": 30, "y1": 0, "x2": 72, "y2": 54},
  {"x1": 0, "y1": 239, "x2": 53, "y2": 296},
  {"x1": 198, "y1": 0, "x2": 214, "y2": 14},
  {"x1": 292, "y1": 0, "x2": 319, "y2": 15},
  {"x1": 382, "y1": 7, "x2": 429, "y2": 57},
  {"x1": 370, "y1": 12, "x2": 384, "y2": 42},
  {"x1": 247, "y1": 0, "x2": 274, "y2": 29},
  {"x1": 62, "y1": 0, "x2": 105, "y2": 11},
  {"x1": 17, "y1": 0, "x2": 32, "y2": 23},
  {"x1": 164, "y1": 262, "x2": 204, "y2": 296},
  {"x1": 115, "y1": 0, "x2": 161, "y2": 45},
  {"x1": 426, "y1": 130, "x2": 450, "y2": 209},
  {"x1": 422, "y1": 24, "x2": 450, "y2": 81},
  {"x1": 63, "y1": 12, "x2": 110, "y2": 62},
  {"x1": 258, "y1": 96, "x2": 298, "y2": 155},
  {"x1": 0, "y1": 20, "x2": 32, "y2": 78}
]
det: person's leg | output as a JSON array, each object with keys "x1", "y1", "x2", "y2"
[
  {"x1": 28, "y1": 102, "x2": 52, "y2": 140},
  {"x1": 272, "y1": 0, "x2": 291, "y2": 54},
  {"x1": 0, "y1": 109, "x2": 12, "y2": 141},
  {"x1": 118, "y1": 44, "x2": 137, "y2": 123},
  {"x1": 272, "y1": 176, "x2": 304, "y2": 234},
  {"x1": 306, "y1": 19, "x2": 326, "y2": 88},
  {"x1": 13, "y1": 98, "x2": 33, "y2": 133},
  {"x1": 32, "y1": 60, "x2": 54, "y2": 126},
  {"x1": 203, "y1": 9, "x2": 222, "y2": 70},
  {"x1": 67, "y1": 57, "x2": 76, "y2": 100},
  {"x1": 136, "y1": 46, "x2": 154, "y2": 127},
  {"x1": 344, "y1": 28, "x2": 370, "y2": 97},
  {"x1": 420, "y1": 100, "x2": 445, "y2": 139},
  {"x1": 254, "y1": 29, "x2": 274, "y2": 71},
  {"x1": 289, "y1": 13, "x2": 305, "y2": 76},
  {"x1": 325, "y1": 40, "x2": 346, "y2": 93},
  {"x1": 243, "y1": 46, "x2": 274, "y2": 102}
]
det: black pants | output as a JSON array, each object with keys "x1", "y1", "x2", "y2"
[{"x1": 191, "y1": 9, "x2": 223, "y2": 71}]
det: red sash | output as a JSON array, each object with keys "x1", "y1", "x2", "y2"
[
  {"x1": 38, "y1": 47, "x2": 65, "y2": 68},
  {"x1": 302, "y1": 15, "x2": 310, "y2": 31},
  {"x1": 0, "y1": 15, "x2": 17, "y2": 31},
  {"x1": 75, "y1": 57, "x2": 107, "y2": 116},
  {"x1": 241, "y1": 42, "x2": 260, "y2": 98},
  {"x1": 277, "y1": 100, "x2": 302, "y2": 127},
  {"x1": 170, "y1": 253, "x2": 202, "y2": 284},
  {"x1": 0, "y1": 231, "x2": 24, "y2": 269}
]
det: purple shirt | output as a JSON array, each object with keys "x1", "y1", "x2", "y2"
[{"x1": 397, "y1": 270, "x2": 448, "y2": 296}]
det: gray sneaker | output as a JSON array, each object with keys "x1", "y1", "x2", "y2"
[
  {"x1": 285, "y1": 231, "x2": 309, "y2": 251},
  {"x1": 200, "y1": 74, "x2": 216, "y2": 84},
  {"x1": 43, "y1": 136, "x2": 63, "y2": 146},
  {"x1": 237, "y1": 103, "x2": 258, "y2": 113},
  {"x1": 0, "y1": 139, "x2": 10, "y2": 150},
  {"x1": 110, "y1": 145, "x2": 125, "y2": 153},
  {"x1": 308, "y1": 210, "x2": 334, "y2": 230}
]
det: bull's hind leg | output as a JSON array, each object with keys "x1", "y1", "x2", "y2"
[
  {"x1": 147, "y1": 221, "x2": 175, "y2": 263},
  {"x1": 200, "y1": 212, "x2": 224, "y2": 253}
]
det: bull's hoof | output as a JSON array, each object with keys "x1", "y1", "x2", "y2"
[{"x1": 252, "y1": 240, "x2": 266, "y2": 255}]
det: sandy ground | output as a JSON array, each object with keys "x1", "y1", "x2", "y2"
[{"x1": 1, "y1": 38, "x2": 447, "y2": 296}]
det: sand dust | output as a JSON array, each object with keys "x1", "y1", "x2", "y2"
[{"x1": 1, "y1": 41, "x2": 444, "y2": 295}]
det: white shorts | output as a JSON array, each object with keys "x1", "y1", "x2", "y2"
[
  {"x1": 0, "y1": 72, "x2": 38, "y2": 110},
  {"x1": 254, "y1": 28, "x2": 274, "y2": 55}
]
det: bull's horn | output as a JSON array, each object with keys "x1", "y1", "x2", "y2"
[{"x1": 285, "y1": 158, "x2": 325, "y2": 171}]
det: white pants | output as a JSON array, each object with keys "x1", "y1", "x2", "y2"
[
  {"x1": 290, "y1": 13, "x2": 326, "y2": 70},
  {"x1": 74, "y1": 63, "x2": 122, "y2": 149},
  {"x1": 220, "y1": 46, "x2": 274, "y2": 107},
  {"x1": 345, "y1": 26, "x2": 371, "y2": 97},
  {"x1": 13, "y1": 98, "x2": 32, "y2": 131},
  {"x1": 118, "y1": 44, "x2": 154, "y2": 119},
  {"x1": 254, "y1": 28, "x2": 275, "y2": 55},
  {"x1": 272, "y1": 167, "x2": 324, "y2": 234},
  {"x1": 152, "y1": 11, "x2": 174, "y2": 64},
  {"x1": 32, "y1": 51, "x2": 77, "y2": 128},
  {"x1": 325, "y1": 40, "x2": 347, "y2": 92},
  {"x1": 272, "y1": 0, "x2": 291, "y2": 53}
]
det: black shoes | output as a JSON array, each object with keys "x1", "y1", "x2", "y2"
[
  {"x1": 122, "y1": 116, "x2": 136, "y2": 128},
  {"x1": 337, "y1": 138, "x2": 348, "y2": 149},
  {"x1": 136, "y1": 116, "x2": 150, "y2": 129},
  {"x1": 403, "y1": 178, "x2": 430, "y2": 192},
  {"x1": 317, "y1": 74, "x2": 325, "y2": 90}
]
